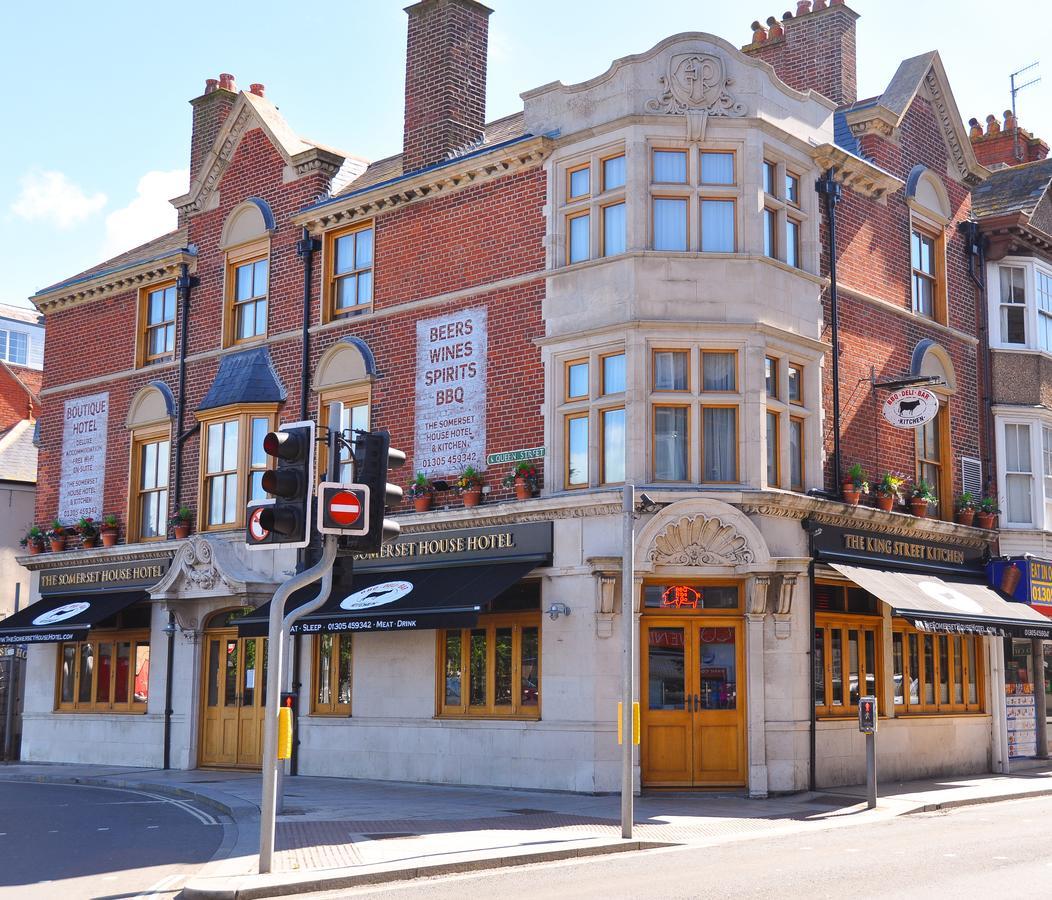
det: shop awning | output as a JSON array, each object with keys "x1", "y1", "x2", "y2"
[
  {"x1": 829, "y1": 563, "x2": 1052, "y2": 639},
  {"x1": 0, "y1": 591, "x2": 149, "y2": 645},
  {"x1": 237, "y1": 561, "x2": 537, "y2": 637}
]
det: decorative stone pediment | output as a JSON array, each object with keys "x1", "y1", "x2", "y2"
[
  {"x1": 645, "y1": 52, "x2": 745, "y2": 119},
  {"x1": 150, "y1": 535, "x2": 278, "y2": 602},
  {"x1": 648, "y1": 515, "x2": 754, "y2": 566}
]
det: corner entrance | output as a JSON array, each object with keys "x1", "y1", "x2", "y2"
[
  {"x1": 199, "y1": 610, "x2": 267, "y2": 768},
  {"x1": 641, "y1": 616, "x2": 746, "y2": 788}
]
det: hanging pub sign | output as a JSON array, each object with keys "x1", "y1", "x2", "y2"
[{"x1": 881, "y1": 387, "x2": 940, "y2": 429}]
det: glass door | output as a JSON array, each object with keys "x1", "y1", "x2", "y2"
[{"x1": 200, "y1": 630, "x2": 268, "y2": 768}]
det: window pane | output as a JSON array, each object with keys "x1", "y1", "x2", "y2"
[
  {"x1": 317, "y1": 634, "x2": 333, "y2": 706},
  {"x1": 207, "y1": 640, "x2": 220, "y2": 707},
  {"x1": 653, "y1": 150, "x2": 687, "y2": 183},
  {"x1": 913, "y1": 273, "x2": 933, "y2": 316},
  {"x1": 602, "y1": 353, "x2": 626, "y2": 394},
  {"x1": 765, "y1": 357, "x2": 778, "y2": 398},
  {"x1": 1002, "y1": 305, "x2": 1026, "y2": 344},
  {"x1": 763, "y1": 208, "x2": 777, "y2": 258},
  {"x1": 786, "y1": 173, "x2": 799, "y2": 205},
  {"x1": 848, "y1": 630, "x2": 860, "y2": 705},
  {"x1": 224, "y1": 473, "x2": 238, "y2": 523},
  {"x1": 569, "y1": 213, "x2": 590, "y2": 264},
  {"x1": 953, "y1": 636, "x2": 963, "y2": 704},
  {"x1": 242, "y1": 640, "x2": 257, "y2": 707},
  {"x1": 236, "y1": 263, "x2": 253, "y2": 300},
  {"x1": 334, "y1": 234, "x2": 354, "y2": 274},
  {"x1": 207, "y1": 423, "x2": 223, "y2": 473},
  {"x1": 494, "y1": 627, "x2": 512, "y2": 706},
  {"x1": 141, "y1": 492, "x2": 159, "y2": 539},
  {"x1": 602, "y1": 408, "x2": 626, "y2": 483},
  {"x1": 1005, "y1": 423, "x2": 1032, "y2": 472},
  {"x1": 444, "y1": 632, "x2": 462, "y2": 706},
  {"x1": 521, "y1": 627, "x2": 539, "y2": 707},
  {"x1": 654, "y1": 407, "x2": 688, "y2": 481},
  {"x1": 813, "y1": 629, "x2": 825, "y2": 706},
  {"x1": 653, "y1": 198, "x2": 687, "y2": 251},
  {"x1": 569, "y1": 166, "x2": 590, "y2": 198},
  {"x1": 567, "y1": 361, "x2": 588, "y2": 398},
  {"x1": 602, "y1": 203, "x2": 626, "y2": 256},
  {"x1": 648, "y1": 628, "x2": 685, "y2": 710},
  {"x1": 357, "y1": 269, "x2": 373, "y2": 305},
  {"x1": 766, "y1": 411, "x2": 778, "y2": 486},
  {"x1": 893, "y1": 633, "x2": 904, "y2": 705},
  {"x1": 223, "y1": 420, "x2": 239, "y2": 471},
  {"x1": 699, "y1": 628, "x2": 737, "y2": 710},
  {"x1": 788, "y1": 365, "x2": 802, "y2": 403},
  {"x1": 700, "y1": 152, "x2": 734, "y2": 185},
  {"x1": 469, "y1": 630, "x2": 487, "y2": 706},
  {"x1": 967, "y1": 639, "x2": 978, "y2": 704},
  {"x1": 1000, "y1": 266, "x2": 1025, "y2": 303},
  {"x1": 208, "y1": 475, "x2": 225, "y2": 525},
  {"x1": 1007, "y1": 474, "x2": 1032, "y2": 524},
  {"x1": 654, "y1": 350, "x2": 688, "y2": 391},
  {"x1": 336, "y1": 274, "x2": 358, "y2": 310},
  {"x1": 254, "y1": 259, "x2": 269, "y2": 295},
  {"x1": 864, "y1": 629, "x2": 876, "y2": 698},
  {"x1": 702, "y1": 352, "x2": 736, "y2": 391},
  {"x1": 703, "y1": 407, "x2": 737, "y2": 481},
  {"x1": 603, "y1": 154, "x2": 626, "y2": 190},
  {"x1": 830, "y1": 630, "x2": 843, "y2": 705},
  {"x1": 938, "y1": 636, "x2": 950, "y2": 704},
  {"x1": 61, "y1": 645, "x2": 76, "y2": 703},
  {"x1": 568, "y1": 416, "x2": 588, "y2": 486},
  {"x1": 909, "y1": 634, "x2": 921, "y2": 704},
  {"x1": 250, "y1": 418, "x2": 269, "y2": 468},
  {"x1": 255, "y1": 298, "x2": 267, "y2": 335},
  {"x1": 355, "y1": 228, "x2": 373, "y2": 269},
  {"x1": 701, "y1": 200, "x2": 734, "y2": 252},
  {"x1": 142, "y1": 442, "x2": 158, "y2": 490},
  {"x1": 94, "y1": 642, "x2": 112, "y2": 704},
  {"x1": 78, "y1": 644, "x2": 94, "y2": 704},
  {"x1": 923, "y1": 635, "x2": 935, "y2": 704},
  {"x1": 338, "y1": 637, "x2": 352, "y2": 705},
  {"x1": 225, "y1": 640, "x2": 238, "y2": 707},
  {"x1": 762, "y1": 161, "x2": 775, "y2": 195},
  {"x1": 789, "y1": 418, "x2": 803, "y2": 490},
  {"x1": 786, "y1": 218, "x2": 800, "y2": 267}
]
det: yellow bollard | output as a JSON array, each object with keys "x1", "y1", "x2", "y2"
[
  {"x1": 618, "y1": 702, "x2": 641, "y2": 745},
  {"x1": 277, "y1": 705, "x2": 292, "y2": 760}
]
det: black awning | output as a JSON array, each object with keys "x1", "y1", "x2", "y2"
[
  {"x1": 237, "y1": 562, "x2": 536, "y2": 637},
  {"x1": 0, "y1": 591, "x2": 149, "y2": 645}
]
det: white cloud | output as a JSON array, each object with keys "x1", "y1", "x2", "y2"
[
  {"x1": 102, "y1": 169, "x2": 189, "y2": 258},
  {"x1": 10, "y1": 169, "x2": 107, "y2": 229}
]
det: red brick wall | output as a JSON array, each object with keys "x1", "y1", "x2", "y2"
[{"x1": 0, "y1": 365, "x2": 37, "y2": 430}]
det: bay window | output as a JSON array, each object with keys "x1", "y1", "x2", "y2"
[
  {"x1": 761, "y1": 156, "x2": 808, "y2": 268},
  {"x1": 560, "y1": 348, "x2": 626, "y2": 489},
  {"x1": 1038, "y1": 269, "x2": 1052, "y2": 351},
  {"x1": 559, "y1": 148, "x2": 626, "y2": 266},
  {"x1": 1004, "y1": 422, "x2": 1034, "y2": 525},
  {"x1": 198, "y1": 407, "x2": 276, "y2": 531},
  {"x1": 650, "y1": 145, "x2": 738, "y2": 254}
]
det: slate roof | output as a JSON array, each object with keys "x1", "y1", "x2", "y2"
[
  {"x1": 0, "y1": 419, "x2": 38, "y2": 483},
  {"x1": 832, "y1": 109, "x2": 859, "y2": 156},
  {"x1": 0, "y1": 304, "x2": 43, "y2": 327},
  {"x1": 197, "y1": 347, "x2": 287, "y2": 412},
  {"x1": 970, "y1": 157, "x2": 1052, "y2": 220}
]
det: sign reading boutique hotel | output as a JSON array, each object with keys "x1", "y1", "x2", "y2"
[
  {"x1": 57, "y1": 391, "x2": 109, "y2": 523},
  {"x1": 415, "y1": 308, "x2": 486, "y2": 476}
]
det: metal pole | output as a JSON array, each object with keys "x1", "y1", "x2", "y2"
[
  {"x1": 2, "y1": 657, "x2": 14, "y2": 761},
  {"x1": 621, "y1": 484, "x2": 635, "y2": 840},
  {"x1": 866, "y1": 731, "x2": 876, "y2": 809},
  {"x1": 163, "y1": 611, "x2": 175, "y2": 770},
  {"x1": 1032, "y1": 638, "x2": 1048, "y2": 759},
  {"x1": 259, "y1": 535, "x2": 338, "y2": 874}
]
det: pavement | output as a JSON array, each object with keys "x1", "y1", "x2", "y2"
[{"x1": 2, "y1": 760, "x2": 1052, "y2": 899}]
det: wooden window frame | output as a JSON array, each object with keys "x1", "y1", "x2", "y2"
[
  {"x1": 651, "y1": 194, "x2": 690, "y2": 252},
  {"x1": 599, "y1": 405, "x2": 627, "y2": 485},
  {"x1": 324, "y1": 221, "x2": 375, "y2": 323},
  {"x1": 436, "y1": 611, "x2": 541, "y2": 719},
  {"x1": 762, "y1": 160, "x2": 777, "y2": 197},
  {"x1": 600, "y1": 351, "x2": 627, "y2": 396},
  {"x1": 786, "y1": 216, "x2": 802, "y2": 268},
  {"x1": 766, "y1": 408, "x2": 781, "y2": 488},
  {"x1": 764, "y1": 355, "x2": 780, "y2": 400},
  {"x1": 699, "y1": 197, "x2": 737, "y2": 253},
  {"x1": 814, "y1": 613, "x2": 882, "y2": 718},
  {"x1": 196, "y1": 405, "x2": 278, "y2": 533},
  {"x1": 564, "y1": 412, "x2": 589, "y2": 489},
  {"x1": 567, "y1": 162, "x2": 591, "y2": 201},
  {"x1": 600, "y1": 152, "x2": 626, "y2": 192},
  {"x1": 56, "y1": 629, "x2": 150, "y2": 713},
  {"x1": 699, "y1": 151, "x2": 736, "y2": 186},
  {"x1": 700, "y1": 403, "x2": 740, "y2": 484},
  {"x1": 910, "y1": 218, "x2": 946, "y2": 323},
  {"x1": 787, "y1": 362, "x2": 804, "y2": 405},
  {"x1": 652, "y1": 403, "x2": 691, "y2": 483},
  {"x1": 564, "y1": 358, "x2": 589, "y2": 402},
  {"x1": 599, "y1": 200, "x2": 626, "y2": 258},
  {"x1": 642, "y1": 578, "x2": 743, "y2": 614},
  {"x1": 319, "y1": 386, "x2": 371, "y2": 483},
  {"x1": 566, "y1": 210, "x2": 591, "y2": 265},
  {"x1": 915, "y1": 400, "x2": 952, "y2": 521},
  {"x1": 651, "y1": 148, "x2": 689, "y2": 185},
  {"x1": 891, "y1": 622, "x2": 985, "y2": 715},
  {"x1": 311, "y1": 633, "x2": 352, "y2": 716},
  {"x1": 651, "y1": 349, "x2": 691, "y2": 393},
  {"x1": 128, "y1": 423, "x2": 172, "y2": 543},
  {"x1": 789, "y1": 415, "x2": 805, "y2": 492},
  {"x1": 763, "y1": 206, "x2": 778, "y2": 260},
  {"x1": 223, "y1": 238, "x2": 270, "y2": 347},
  {"x1": 701, "y1": 349, "x2": 738, "y2": 393},
  {"x1": 136, "y1": 280, "x2": 177, "y2": 368},
  {"x1": 785, "y1": 171, "x2": 801, "y2": 207}
]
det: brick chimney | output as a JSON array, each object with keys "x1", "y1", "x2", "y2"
[
  {"x1": 189, "y1": 74, "x2": 238, "y2": 183},
  {"x1": 968, "y1": 111, "x2": 1050, "y2": 170},
  {"x1": 402, "y1": 0, "x2": 492, "y2": 174},
  {"x1": 742, "y1": 1, "x2": 859, "y2": 107}
]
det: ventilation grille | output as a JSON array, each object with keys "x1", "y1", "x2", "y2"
[{"x1": 961, "y1": 456, "x2": 983, "y2": 498}]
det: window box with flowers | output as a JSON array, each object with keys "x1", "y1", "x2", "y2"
[
  {"x1": 100, "y1": 513, "x2": 120, "y2": 547},
  {"x1": 20, "y1": 526, "x2": 44, "y2": 555},
  {"x1": 407, "y1": 473, "x2": 434, "y2": 512},
  {"x1": 47, "y1": 521, "x2": 68, "y2": 553},
  {"x1": 170, "y1": 506, "x2": 193, "y2": 540},
  {"x1": 502, "y1": 461, "x2": 541, "y2": 500},
  {"x1": 954, "y1": 493, "x2": 975, "y2": 527},
  {"x1": 454, "y1": 466, "x2": 484, "y2": 508}
]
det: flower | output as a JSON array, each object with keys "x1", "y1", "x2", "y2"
[
  {"x1": 453, "y1": 466, "x2": 483, "y2": 493},
  {"x1": 406, "y1": 472, "x2": 433, "y2": 499},
  {"x1": 502, "y1": 460, "x2": 541, "y2": 490},
  {"x1": 76, "y1": 517, "x2": 100, "y2": 538}
]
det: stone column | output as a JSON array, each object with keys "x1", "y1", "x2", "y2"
[
  {"x1": 1033, "y1": 639, "x2": 1048, "y2": 759},
  {"x1": 746, "y1": 575, "x2": 770, "y2": 798}
]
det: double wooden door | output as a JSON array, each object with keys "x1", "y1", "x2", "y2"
[
  {"x1": 199, "y1": 631, "x2": 268, "y2": 768},
  {"x1": 640, "y1": 617, "x2": 746, "y2": 788}
]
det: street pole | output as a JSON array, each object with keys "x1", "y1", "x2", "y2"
[
  {"x1": 621, "y1": 484, "x2": 635, "y2": 840},
  {"x1": 866, "y1": 731, "x2": 876, "y2": 809},
  {"x1": 1033, "y1": 638, "x2": 1048, "y2": 758},
  {"x1": 259, "y1": 534, "x2": 338, "y2": 874}
]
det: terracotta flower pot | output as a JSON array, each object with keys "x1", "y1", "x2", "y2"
[
  {"x1": 27, "y1": 542, "x2": 43, "y2": 556},
  {"x1": 174, "y1": 524, "x2": 191, "y2": 540},
  {"x1": 875, "y1": 494, "x2": 895, "y2": 512},
  {"x1": 1001, "y1": 564, "x2": 1023, "y2": 595},
  {"x1": 910, "y1": 499, "x2": 929, "y2": 518},
  {"x1": 976, "y1": 512, "x2": 996, "y2": 530},
  {"x1": 81, "y1": 537, "x2": 98, "y2": 549},
  {"x1": 413, "y1": 495, "x2": 433, "y2": 513},
  {"x1": 514, "y1": 477, "x2": 533, "y2": 501},
  {"x1": 101, "y1": 531, "x2": 119, "y2": 548},
  {"x1": 842, "y1": 488, "x2": 861, "y2": 506},
  {"x1": 462, "y1": 488, "x2": 482, "y2": 508},
  {"x1": 955, "y1": 509, "x2": 975, "y2": 527},
  {"x1": 50, "y1": 538, "x2": 66, "y2": 553}
]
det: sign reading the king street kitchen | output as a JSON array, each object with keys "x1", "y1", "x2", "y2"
[
  {"x1": 415, "y1": 308, "x2": 487, "y2": 476},
  {"x1": 881, "y1": 387, "x2": 940, "y2": 429},
  {"x1": 39, "y1": 559, "x2": 171, "y2": 595},
  {"x1": 811, "y1": 522, "x2": 986, "y2": 574},
  {"x1": 57, "y1": 391, "x2": 109, "y2": 523}
]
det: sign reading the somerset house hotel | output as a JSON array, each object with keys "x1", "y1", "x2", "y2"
[
  {"x1": 415, "y1": 307, "x2": 487, "y2": 476},
  {"x1": 57, "y1": 391, "x2": 109, "y2": 523}
]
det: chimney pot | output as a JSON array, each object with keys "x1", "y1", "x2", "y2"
[
  {"x1": 782, "y1": 11, "x2": 793, "y2": 19},
  {"x1": 968, "y1": 118, "x2": 983, "y2": 140},
  {"x1": 751, "y1": 20, "x2": 769, "y2": 42},
  {"x1": 204, "y1": 78, "x2": 218, "y2": 94},
  {"x1": 813, "y1": 0, "x2": 828, "y2": 8},
  {"x1": 1003, "y1": 109, "x2": 1016, "y2": 130},
  {"x1": 766, "y1": 16, "x2": 784, "y2": 37},
  {"x1": 796, "y1": 1, "x2": 812, "y2": 15},
  {"x1": 250, "y1": 83, "x2": 265, "y2": 97},
  {"x1": 219, "y1": 73, "x2": 236, "y2": 92},
  {"x1": 986, "y1": 114, "x2": 1001, "y2": 135}
]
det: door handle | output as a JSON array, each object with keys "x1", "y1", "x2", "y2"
[{"x1": 694, "y1": 693, "x2": 700, "y2": 712}]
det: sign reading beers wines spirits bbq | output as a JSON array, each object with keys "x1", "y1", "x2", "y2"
[{"x1": 881, "y1": 387, "x2": 940, "y2": 429}]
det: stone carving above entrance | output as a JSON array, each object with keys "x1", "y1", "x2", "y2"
[
  {"x1": 647, "y1": 515, "x2": 755, "y2": 567},
  {"x1": 646, "y1": 53, "x2": 746, "y2": 118},
  {"x1": 150, "y1": 534, "x2": 278, "y2": 602}
]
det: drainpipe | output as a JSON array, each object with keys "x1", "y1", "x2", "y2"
[
  {"x1": 173, "y1": 263, "x2": 199, "y2": 515},
  {"x1": 805, "y1": 521, "x2": 818, "y2": 792},
  {"x1": 162, "y1": 611, "x2": 176, "y2": 770},
  {"x1": 815, "y1": 172, "x2": 844, "y2": 497},
  {"x1": 960, "y1": 221, "x2": 994, "y2": 495}
]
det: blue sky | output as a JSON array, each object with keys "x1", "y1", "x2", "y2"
[{"x1": 2, "y1": 0, "x2": 1047, "y2": 309}]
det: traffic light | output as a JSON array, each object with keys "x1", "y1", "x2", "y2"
[
  {"x1": 346, "y1": 429, "x2": 405, "y2": 552},
  {"x1": 858, "y1": 695, "x2": 878, "y2": 734},
  {"x1": 245, "y1": 420, "x2": 315, "y2": 550}
]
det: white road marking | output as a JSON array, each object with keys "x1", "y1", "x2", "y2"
[
  {"x1": 132, "y1": 789, "x2": 219, "y2": 826},
  {"x1": 133, "y1": 872, "x2": 184, "y2": 900},
  {"x1": 98, "y1": 827, "x2": 110, "y2": 831}
]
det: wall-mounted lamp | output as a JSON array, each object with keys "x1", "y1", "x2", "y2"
[
  {"x1": 546, "y1": 602, "x2": 571, "y2": 621},
  {"x1": 638, "y1": 492, "x2": 660, "y2": 513}
]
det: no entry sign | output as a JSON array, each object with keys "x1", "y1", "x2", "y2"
[{"x1": 317, "y1": 482, "x2": 370, "y2": 536}]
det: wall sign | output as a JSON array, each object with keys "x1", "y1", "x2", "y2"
[
  {"x1": 809, "y1": 522, "x2": 986, "y2": 575},
  {"x1": 57, "y1": 391, "x2": 110, "y2": 523},
  {"x1": 354, "y1": 522, "x2": 552, "y2": 571},
  {"x1": 487, "y1": 447, "x2": 545, "y2": 466},
  {"x1": 881, "y1": 387, "x2": 940, "y2": 429},
  {"x1": 39, "y1": 559, "x2": 172, "y2": 595},
  {"x1": 414, "y1": 307, "x2": 487, "y2": 476},
  {"x1": 987, "y1": 557, "x2": 1052, "y2": 618}
]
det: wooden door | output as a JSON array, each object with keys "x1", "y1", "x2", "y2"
[
  {"x1": 199, "y1": 631, "x2": 267, "y2": 768},
  {"x1": 641, "y1": 617, "x2": 746, "y2": 788}
]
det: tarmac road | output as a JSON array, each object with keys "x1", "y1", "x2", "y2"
[{"x1": 0, "y1": 781, "x2": 228, "y2": 900}]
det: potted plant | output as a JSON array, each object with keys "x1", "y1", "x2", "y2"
[
  {"x1": 47, "y1": 520, "x2": 68, "y2": 552},
  {"x1": 873, "y1": 472, "x2": 903, "y2": 512},
  {"x1": 76, "y1": 516, "x2": 100, "y2": 549},
  {"x1": 503, "y1": 460, "x2": 541, "y2": 501},
  {"x1": 909, "y1": 480, "x2": 937, "y2": 518},
  {"x1": 100, "y1": 513, "x2": 120, "y2": 547},
  {"x1": 20, "y1": 525, "x2": 44, "y2": 555},
  {"x1": 170, "y1": 506, "x2": 193, "y2": 540},
  {"x1": 407, "y1": 472, "x2": 434, "y2": 512},
  {"x1": 954, "y1": 493, "x2": 976, "y2": 527},
  {"x1": 976, "y1": 496, "x2": 999, "y2": 530},
  {"x1": 842, "y1": 463, "x2": 869, "y2": 506},
  {"x1": 454, "y1": 466, "x2": 484, "y2": 508}
]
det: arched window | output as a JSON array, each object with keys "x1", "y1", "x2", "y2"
[
  {"x1": 221, "y1": 199, "x2": 274, "y2": 347},
  {"x1": 906, "y1": 167, "x2": 952, "y2": 324},
  {"x1": 910, "y1": 340, "x2": 956, "y2": 520},
  {"x1": 313, "y1": 338, "x2": 375, "y2": 481},
  {"x1": 126, "y1": 383, "x2": 174, "y2": 541}
]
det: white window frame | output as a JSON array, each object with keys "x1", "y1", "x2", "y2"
[
  {"x1": 996, "y1": 415, "x2": 1042, "y2": 528},
  {"x1": 987, "y1": 257, "x2": 1052, "y2": 353}
]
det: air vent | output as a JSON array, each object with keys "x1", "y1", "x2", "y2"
[{"x1": 961, "y1": 456, "x2": 982, "y2": 497}]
